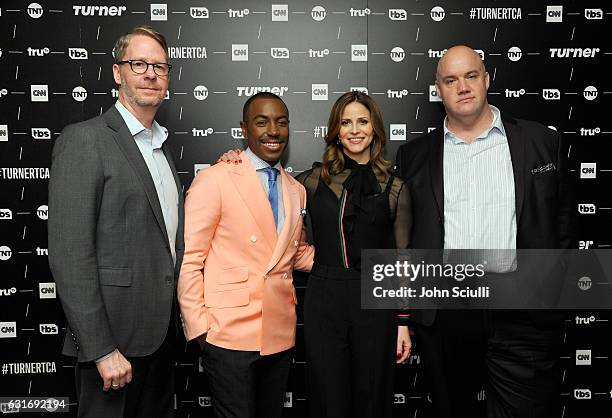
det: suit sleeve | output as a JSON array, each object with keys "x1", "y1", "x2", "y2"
[
  {"x1": 48, "y1": 125, "x2": 116, "y2": 362},
  {"x1": 394, "y1": 145, "x2": 407, "y2": 181},
  {"x1": 555, "y1": 132, "x2": 575, "y2": 249},
  {"x1": 177, "y1": 169, "x2": 222, "y2": 341},
  {"x1": 292, "y1": 187, "x2": 315, "y2": 272}
]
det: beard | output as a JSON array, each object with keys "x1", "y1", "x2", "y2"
[{"x1": 119, "y1": 75, "x2": 165, "y2": 108}]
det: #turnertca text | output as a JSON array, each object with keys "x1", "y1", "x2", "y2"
[{"x1": 372, "y1": 260, "x2": 486, "y2": 282}]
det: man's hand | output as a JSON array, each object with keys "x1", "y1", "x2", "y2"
[
  {"x1": 96, "y1": 350, "x2": 132, "y2": 391},
  {"x1": 195, "y1": 333, "x2": 207, "y2": 350},
  {"x1": 396, "y1": 325, "x2": 412, "y2": 364},
  {"x1": 217, "y1": 149, "x2": 243, "y2": 164}
]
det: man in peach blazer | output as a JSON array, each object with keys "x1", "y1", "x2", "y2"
[{"x1": 178, "y1": 92, "x2": 314, "y2": 418}]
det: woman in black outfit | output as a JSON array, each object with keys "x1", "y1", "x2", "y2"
[{"x1": 296, "y1": 91, "x2": 412, "y2": 418}]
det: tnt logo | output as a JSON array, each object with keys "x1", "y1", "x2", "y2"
[
  {"x1": 72, "y1": 86, "x2": 88, "y2": 102},
  {"x1": 190, "y1": 7, "x2": 209, "y2": 19},
  {"x1": 312, "y1": 84, "x2": 328, "y2": 101},
  {"x1": 193, "y1": 85, "x2": 208, "y2": 101},
  {"x1": 0, "y1": 209, "x2": 12, "y2": 220},
  {"x1": 31, "y1": 84, "x2": 49, "y2": 102},
  {"x1": 507, "y1": 46, "x2": 522, "y2": 62},
  {"x1": 579, "y1": 240, "x2": 594, "y2": 249},
  {"x1": 311, "y1": 6, "x2": 326, "y2": 21},
  {"x1": 350, "y1": 87, "x2": 368, "y2": 94},
  {"x1": 580, "y1": 163, "x2": 597, "y2": 179},
  {"x1": 27, "y1": 2, "x2": 44, "y2": 18},
  {"x1": 546, "y1": 6, "x2": 563, "y2": 23},
  {"x1": 390, "y1": 124, "x2": 406, "y2": 141},
  {"x1": 39, "y1": 282, "x2": 57, "y2": 299},
  {"x1": 36, "y1": 205, "x2": 48, "y2": 220},
  {"x1": 584, "y1": 9, "x2": 603, "y2": 20},
  {"x1": 0, "y1": 321, "x2": 17, "y2": 338},
  {"x1": 272, "y1": 4, "x2": 288, "y2": 21},
  {"x1": 231, "y1": 128, "x2": 244, "y2": 139},
  {"x1": 194, "y1": 164, "x2": 211, "y2": 177},
  {"x1": 576, "y1": 349, "x2": 592, "y2": 365},
  {"x1": 232, "y1": 44, "x2": 249, "y2": 61},
  {"x1": 198, "y1": 396, "x2": 212, "y2": 407},
  {"x1": 578, "y1": 203, "x2": 596, "y2": 214},
  {"x1": 578, "y1": 276, "x2": 592, "y2": 291},
  {"x1": 573, "y1": 389, "x2": 591, "y2": 400},
  {"x1": 542, "y1": 89, "x2": 560, "y2": 100},
  {"x1": 583, "y1": 86, "x2": 598, "y2": 101},
  {"x1": 429, "y1": 85, "x2": 442, "y2": 102},
  {"x1": 390, "y1": 47, "x2": 405, "y2": 62},
  {"x1": 68, "y1": 47, "x2": 88, "y2": 59},
  {"x1": 351, "y1": 45, "x2": 367, "y2": 62},
  {"x1": 31, "y1": 128, "x2": 51, "y2": 139},
  {"x1": 575, "y1": 315, "x2": 596, "y2": 325},
  {"x1": 150, "y1": 4, "x2": 167, "y2": 21},
  {"x1": 430, "y1": 6, "x2": 445, "y2": 21},
  {"x1": 284, "y1": 392, "x2": 292, "y2": 407},
  {"x1": 39, "y1": 323, "x2": 59, "y2": 335},
  {"x1": 389, "y1": 9, "x2": 407, "y2": 20},
  {"x1": 0, "y1": 246, "x2": 12, "y2": 261},
  {"x1": 394, "y1": 394, "x2": 406, "y2": 404},
  {"x1": 0, "y1": 124, "x2": 8, "y2": 142},
  {"x1": 271, "y1": 47, "x2": 289, "y2": 59}
]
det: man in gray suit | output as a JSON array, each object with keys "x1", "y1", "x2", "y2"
[{"x1": 48, "y1": 26, "x2": 183, "y2": 417}]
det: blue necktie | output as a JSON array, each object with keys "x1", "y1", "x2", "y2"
[{"x1": 260, "y1": 167, "x2": 279, "y2": 230}]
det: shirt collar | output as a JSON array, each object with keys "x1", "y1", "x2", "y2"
[
  {"x1": 114, "y1": 100, "x2": 168, "y2": 148},
  {"x1": 443, "y1": 105, "x2": 506, "y2": 144},
  {"x1": 244, "y1": 147, "x2": 283, "y2": 172}
]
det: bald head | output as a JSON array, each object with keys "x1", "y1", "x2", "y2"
[{"x1": 436, "y1": 45, "x2": 486, "y2": 82}]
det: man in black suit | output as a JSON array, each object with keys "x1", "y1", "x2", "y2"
[
  {"x1": 395, "y1": 45, "x2": 573, "y2": 417},
  {"x1": 48, "y1": 26, "x2": 183, "y2": 417}
]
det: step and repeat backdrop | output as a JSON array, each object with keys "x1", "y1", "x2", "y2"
[{"x1": 1, "y1": 0, "x2": 611, "y2": 416}]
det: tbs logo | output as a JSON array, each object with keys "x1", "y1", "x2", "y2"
[
  {"x1": 542, "y1": 89, "x2": 560, "y2": 100},
  {"x1": 68, "y1": 48, "x2": 88, "y2": 59},
  {"x1": 394, "y1": 394, "x2": 406, "y2": 404},
  {"x1": 578, "y1": 204, "x2": 596, "y2": 214},
  {"x1": 584, "y1": 9, "x2": 603, "y2": 20},
  {"x1": 580, "y1": 163, "x2": 596, "y2": 179},
  {"x1": 39, "y1": 323, "x2": 59, "y2": 335},
  {"x1": 271, "y1": 48, "x2": 289, "y2": 59},
  {"x1": 231, "y1": 128, "x2": 244, "y2": 139},
  {"x1": 573, "y1": 389, "x2": 591, "y2": 400},
  {"x1": 190, "y1": 7, "x2": 209, "y2": 19},
  {"x1": 388, "y1": 9, "x2": 407, "y2": 20},
  {"x1": 0, "y1": 209, "x2": 13, "y2": 220},
  {"x1": 31, "y1": 128, "x2": 51, "y2": 139},
  {"x1": 198, "y1": 396, "x2": 212, "y2": 407}
]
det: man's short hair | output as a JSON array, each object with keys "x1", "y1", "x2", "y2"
[
  {"x1": 112, "y1": 25, "x2": 168, "y2": 62},
  {"x1": 242, "y1": 92, "x2": 288, "y2": 122}
]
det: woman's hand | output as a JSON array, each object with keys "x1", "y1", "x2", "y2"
[{"x1": 396, "y1": 325, "x2": 412, "y2": 364}]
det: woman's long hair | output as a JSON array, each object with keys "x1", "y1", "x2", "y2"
[{"x1": 321, "y1": 91, "x2": 390, "y2": 184}]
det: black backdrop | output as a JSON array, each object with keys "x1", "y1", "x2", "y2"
[{"x1": 0, "y1": 0, "x2": 611, "y2": 416}]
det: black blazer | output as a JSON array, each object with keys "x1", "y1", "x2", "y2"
[{"x1": 395, "y1": 115, "x2": 574, "y2": 326}]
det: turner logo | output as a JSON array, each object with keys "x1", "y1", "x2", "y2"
[
  {"x1": 0, "y1": 322, "x2": 17, "y2": 338},
  {"x1": 507, "y1": 46, "x2": 522, "y2": 61},
  {"x1": 73, "y1": 5, "x2": 127, "y2": 16},
  {"x1": 27, "y1": 47, "x2": 50, "y2": 57},
  {"x1": 429, "y1": 85, "x2": 442, "y2": 102},
  {"x1": 236, "y1": 86, "x2": 288, "y2": 97},
  {"x1": 546, "y1": 6, "x2": 563, "y2": 23},
  {"x1": 576, "y1": 349, "x2": 591, "y2": 365},
  {"x1": 394, "y1": 394, "x2": 406, "y2": 404},
  {"x1": 0, "y1": 246, "x2": 12, "y2": 261},
  {"x1": 390, "y1": 124, "x2": 406, "y2": 141},
  {"x1": 505, "y1": 88, "x2": 525, "y2": 98},
  {"x1": 36, "y1": 205, "x2": 48, "y2": 220},
  {"x1": 573, "y1": 389, "x2": 591, "y2": 399},
  {"x1": 578, "y1": 203, "x2": 596, "y2": 214},
  {"x1": 579, "y1": 240, "x2": 594, "y2": 249},
  {"x1": 227, "y1": 8, "x2": 249, "y2": 18},
  {"x1": 39, "y1": 324, "x2": 59, "y2": 335},
  {"x1": 0, "y1": 209, "x2": 12, "y2": 219},
  {"x1": 272, "y1": 4, "x2": 288, "y2": 21},
  {"x1": 39, "y1": 283, "x2": 56, "y2": 299},
  {"x1": 0, "y1": 125, "x2": 7, "y2": 142},
  {"x1": 198, "y1": 396, "x2": 212, "y2": 407},
  {"x1": 580, "y1": 163, "x2": 596, "y2": 179},
  {"x1": 193, "y1": 85, "x2": 208, "y2": 101},
  {"x1": 72, "y1": 86, "x2": 88, "y2": 102},
  {"x1": 27, "y1": 3, "x2": 44, "y2": 18},
  {"x1": 232, "y1": 44, "x2": 249, "y2": 61},
  {"x1": 194, "y1": 164, "x2": 211, "y2": 176},
  {"x1": 31, "y1": 84, "x2": 48, "y2": 102},
  {"x1": 542, "y1": 89, "x2": 560, "y2": 100},
  {"x1": 584, "y1": 9, "x2": 603, "y2": 20},
  {"x1": 271, "y1": 47, "x2": 289, "y2": 59},
  {"x1": 190, "y1": 7, "x2": 209, "y2": 18},
  {"x1": 390, "y1": 47, "x2": 405, "y2": 62},
  {"x1": 351, "y1": 45, "x2": 367, "y2": 61},
  {"x1": 312, "y1": 84, "x2": 328, "y2": 101},
  {"x1": 231, "y1": 128, "x2": 244, "y2": 139},
  {"x1": 311, "y1": 6, "x2": 326, "y2": 21},
  {"x1": 68, "y1": 48, "x2": 88, "y2": 59},
  {"x1": 583, "y1": 86, "x2": 598, "y2": 101},
  {"x1": 192, "y1": 128, "x2": 214, "y2": 137},
  {"x1": 284, "y1": 392, "x2": 292, "y2": 407},
  {"x1": 31, "y1": 128, "x2": 51, "y2": 139},
  {"x1": 150, "y1": 4, "x2": 167, "y2": 21},
  {"x1": 389, "y1": 9, "x2": 407, "y2": 20},
  {"x1": 168, "y1": 47, "x2": 207, "y2": 59},
  {"x1": 549, "y1": 47, "x2": 600, "y2": 58},
  {"x1": 430, "y1": 6, "x2": 445, "y2": 21}
]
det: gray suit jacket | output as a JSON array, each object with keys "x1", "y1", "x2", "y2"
[{"x1": 48, "y1": 106, "x2": 185, "y2": 362}]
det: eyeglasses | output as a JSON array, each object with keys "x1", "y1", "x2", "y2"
[{"x1": 116, "y1": 60, "x2": 172, "y2": 76}]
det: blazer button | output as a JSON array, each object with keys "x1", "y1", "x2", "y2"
[
  {"x1": 294, "y1": 240, "x2": 299, "y2": 247},
  {"x1": 282, "y1": 273, "x2": 288, "y2": 279},
  {"x1": 250, "y1": 235, "x2": 257, "y2": 243}
]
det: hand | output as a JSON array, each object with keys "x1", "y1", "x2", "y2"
[
  {"x1": 217, "y1": 149, "x2": 243, "y2": 164},
  {"x1": 195, "y1": 333, "x2": 207, "y2": 350},
  {"x1": 396, "y1": 325, "x2": 412, "y2": 364},
  {"x1": 96, "y1": 350, "x2": 132, "y2": 391}
]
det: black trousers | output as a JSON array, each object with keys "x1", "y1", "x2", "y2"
[
  {"x1": 304, "y1": 266, "x2": 397, "y2": 418},
  {"x1": 201, "y1": 342, "x2": 291, "y2": 418},
  {"x1": 415, "y1": 310, "x2": 563, "y2": 418},
  {"x1": 74, "y1": 319, "x2": 176, "y2": 418}
]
